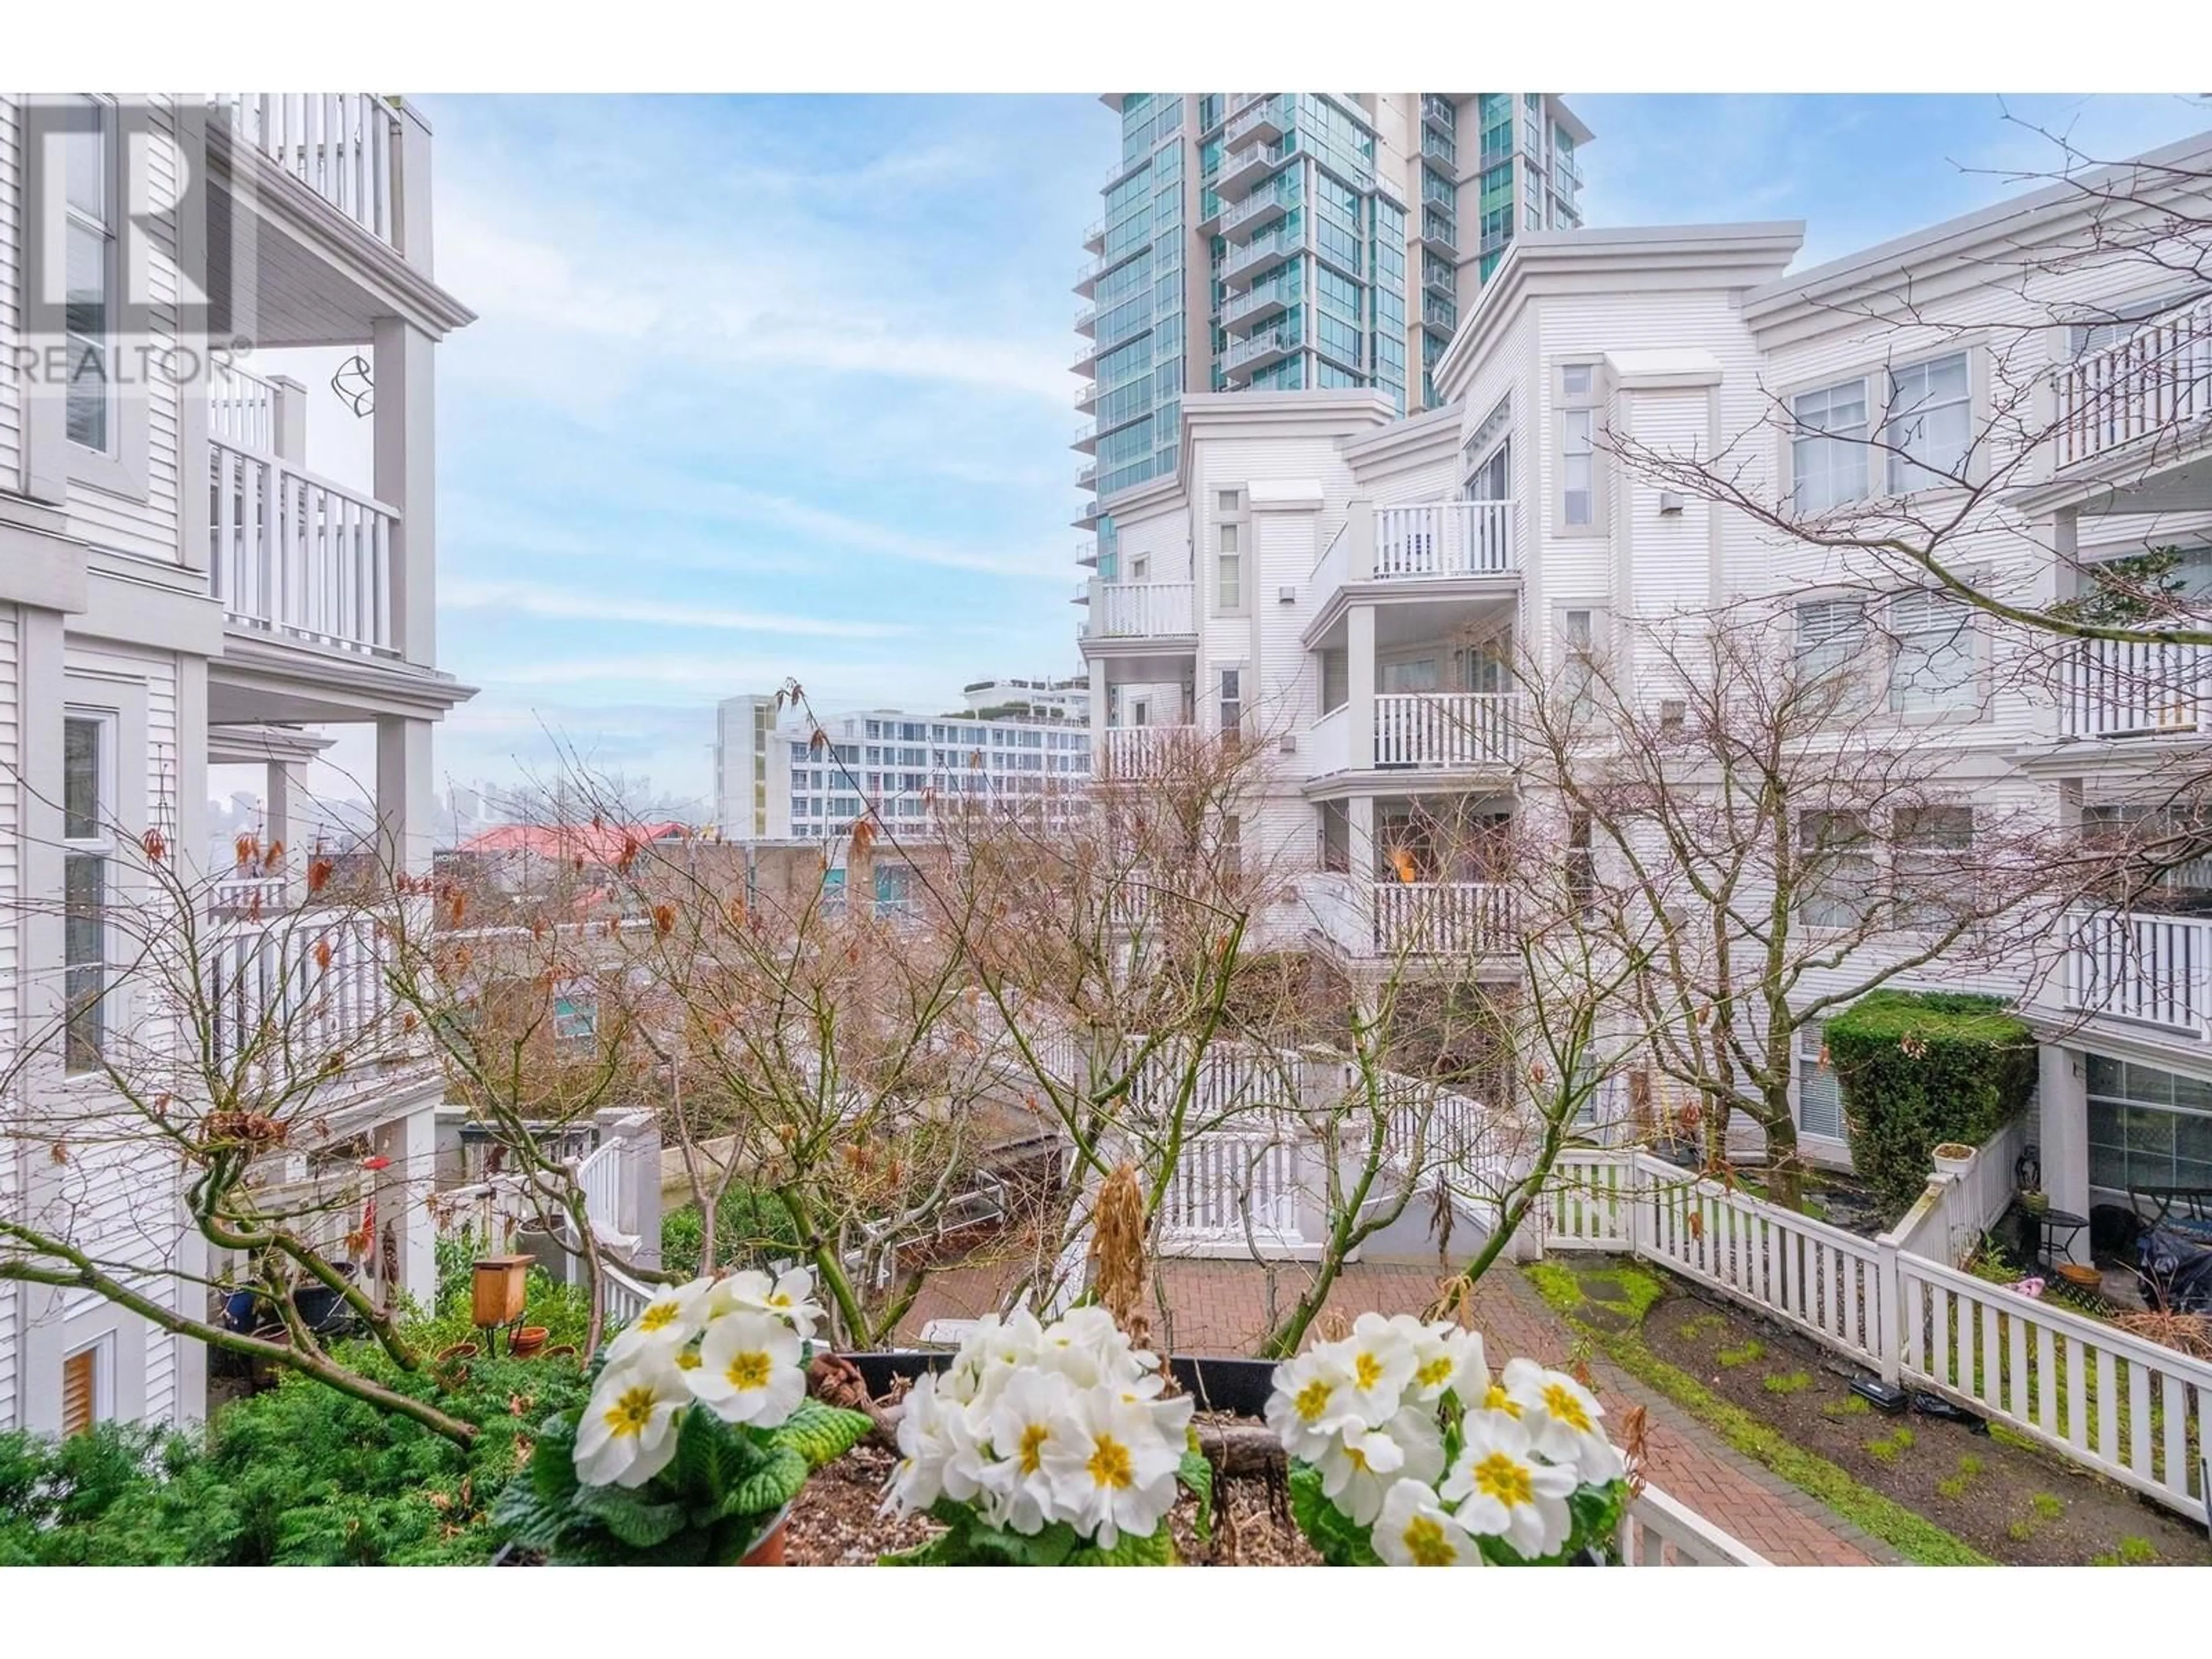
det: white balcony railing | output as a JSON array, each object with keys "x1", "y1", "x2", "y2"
[
  {"x1": 1090, "y1": 579, "x2": 1195, "y2": 638},
  {"x1": 1370, "y1": 881, "x2": 1515, "y2": 957},
  {"x1": 1374, "y1": 501, "x2": 1516, "y2": 578},
  {"x1": 1158, "y1": 1132, "x2": 1305, "y2": 1250},
  {"x1": 1097, "y1": 724, "x2": 1205, "y2": 779},
  {"x1": 1226, "y1": 323, "x2": 1297, "y2": 372},
  {"x1": 1373, "y1": 692, "x2": 1517, "y2": 769},
  {"x1": 2059, "y1": 634, "x2": 2212, "y2": 738},
  {"x1": 2054, "y1": 294, "x2": 2212, "y2": 469},
  {"x1": 1306, "y1": 703, "x2": 1350, "y2": 774},
  {"x1": 210, "y1": 437, "x2": 400, "y2": 658},
  {"x1": 206, "y1": 900, "x2": 404, "y2": 1081},
  {"x1": 2064, "y1": 907, "x2": 2212, "y2": 1038},
  {"x1": 209, "y1": 359, "x2": 279, "y2": 452},
  {"x1": 214, "y1": 94, "x2": 402, "y2": 251}
]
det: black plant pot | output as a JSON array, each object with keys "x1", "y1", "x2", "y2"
[{"x1": 838, "y1": 1350, "x2": 1279, "y2": 1421}]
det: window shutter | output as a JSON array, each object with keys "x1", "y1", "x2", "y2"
[{"x1": 61, "y1": 1349, "x2": 97, "y2": 1438}]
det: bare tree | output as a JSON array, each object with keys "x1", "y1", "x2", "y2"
[{"x1": 1516, "y1": 603, "x2": 2083, "y2": 1209}]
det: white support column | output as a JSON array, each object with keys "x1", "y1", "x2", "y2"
[
  {"x1": 1347, "y1": 603, "x2": 1376, "y2": 772},
  {"x1": 264, "y1": 755, "x2": 309, "y2": 901},
  {"x1": 1344, "y1": 497, "x2": 1376, "y2": 581},
  {"x1": 2039, "y1": 1044, "x2": 2091, "y2": 1263},
  {"x1": 1347, "y1": 794, "x2": 1377, "y2": 884},
  {"x1": 391, "y1": 101, "x2": 437, "y2": 277},
  {"x1": 371, "y1": 1103, "x2": 438, "y2": 1308},
  {"x1": 375, "y1": 715, "x2": 435, "y2": 878},
  {"x1": 268, "y1": 374, "x2": 308, "y2": 465},
  {"x1": 372, "y1": 317, "x2": 438, "y2": 669}
]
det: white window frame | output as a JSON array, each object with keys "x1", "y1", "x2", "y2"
[
  {"x1": 60, "y1": 1334, "x2": 116, "y2": 1437},
  {"x1": 1800, "y1": 809, "x2": 1876, "y2": 931},
  {"x1": 62, "y1": 94, "x2": 120, "y2": 458},
  {"x1": 62, "y1": 707, "x2": 118, "y2": 1077},
  {"x1": 1788, "y1": 376, "x2": 1871, "y2": 516},
  {"x1": 1887, "y1": 588, "x2": 1979, "y2": 717},
  {"x1": 1217, "y1": 665, "x2": 1245, "y2": 740},
  {"x1": 1794, "y1": 597, "x2": 1868, "y2": 684},
  {"x1": 1796, "y1": 1021, "x2": 1845, "y2": 1140},
  {"x1": 1883, "y1": 350, "x2": 1973, "y2": 494},
  {"x1": 1214, "y1": 489, "x2": 1247, "y2": 615},
  {"x1": 1555, "y1": 362, "x2": 1603, "y2": 535}
]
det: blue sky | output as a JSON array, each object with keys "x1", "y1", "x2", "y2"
[{"x1": 417, "y1": 92, "x2": 2210, "y2": 812}]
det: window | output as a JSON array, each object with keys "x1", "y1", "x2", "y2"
[
  {"x1": 63, "y1": 713, "x2": 112, "y2": 1074},
  {"x1": 2086, "y1": 1055, "x2": 2212, "y2": 1194},
  {"x1": 60, "y1": 1340, "x2": 109, "y2": 1438},
  {"x1": 1381, "y1": 656, "x2": 1440, "y2": 692},
  {"x1": 1794, "y1": 599, "x2": 1867, "y2": 684},
  {"x1": 1790, "y1": 378, "x2": 1870, "y2": 514},
  {"x1": 1217, "y1": 522, "x2": 1243, "y2": 612},
  {"x1": 1801, "y1": 811, "x2": 1876, "y2": 929},
  {"x1": 1889, "y1": 589, "x2": 1977, "y2": 713},
  {"x1": 62, "y1": 96, "x2": 117, "y2": 453},
  {"x1": 552, "y1": 980, "x2": 598, "y2": 1055},
  {"x1": 1559, "y1": 607, "x2": 1604, "y2": 707},
  {"x1": 1884, "y1": 353, "x2": 1971, "y2": 492},
  {"x1": 1320, "y1": 649, "x2": 1349, "y2": 715},
  {"x1": 1797, "y1": 1022, "x2": 1844, "y2": 1139},
  {"x1": 1566, "y1": 812, "x2": 1595, "y2": 914},
  {"x1": 1219, "y1": 668, "x2": 1244, "y2": 741},
  {"x1": 1557, "y1": 359, "x2": 1600, "y2": 530},
  {"x1": 1894, "y1": 805, "x2": 1974, "y2": 927}
]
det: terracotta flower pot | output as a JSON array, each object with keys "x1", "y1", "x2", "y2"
[
  {"x1": 435, "y1": 1342, "x2": 480, "y2": 1362},
  {"x1": 509, "y1": 1326, "x2": 550, "y2": 1359},
  {"x1": 737, "y1": 1505, "x2": 793, "y2": 1566}
]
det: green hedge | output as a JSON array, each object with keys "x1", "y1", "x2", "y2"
[{"x1": 1825, "y1": 990, "x2": 2035, "y2": 1221}]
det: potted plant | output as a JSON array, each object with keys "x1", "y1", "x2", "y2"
[
  {"x1": 493, "y1": 1266, "x2": 872, "y2": 1565},
  {"x1": 876, "y1": 1306, "x2": 1215, "y2": 1564},
  {"x1": 1267, "y1": 1312, "x2": 1629, "y2": 1565},
  {"x1": 1931, "y1": 1143, "x2": 1976, "y2": 1177}
]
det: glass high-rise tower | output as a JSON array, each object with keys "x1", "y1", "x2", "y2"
[{"x1": 1073, "y1": 93, "x2": 1589, "y2": 544}]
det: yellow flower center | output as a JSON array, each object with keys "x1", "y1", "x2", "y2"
[
  {"x1": 1402, "y1": 1515, "x2": 1458, "y2": 1566},
  {"x1": 675, "y1": 1349, "x2": 702, "y2": 1371},
  {"x1": 1354, "y1": 1352, "x2": 1385, "y2": 1390},
  {"x1": 728, "y1": 1350, "x2": 772, "y2": 1390},
  {"x1": 1345, "y1": 1444, "x2": 1369, "y2": 1473},
  {"x1": 1541, "y1": 1382, "x2": 1593, "y2": 1434},
  {"x1": 1473, "y1": 1450, "x2": 1535, "y2": 1509},
  {"x1": 604, "y1": 1385, "x2": 658, "y2": 1438},
  {"x1": 768, "y1": 1293, "x2": 791, "y2": 1309},
  {"x1": 1294, "y1": 1378, "x2": 1335, "y2": 1423},
  {"x1": 1086, "y1": 1434, "x2": 1134, "y2": 1490},
  {"x1": 1018, "y1": 1422, "x2": 1051, "y2": 1475},
  {"x1": 1484, "y1": 1384, "x2": 1521, "y2": 1418},
  {"x1": 1414, "y1": 1357, "x2": 1454, "y2": 1389},
  {"x1": 639, "y1": 1302, "x2": 680, "y2": 1332}
]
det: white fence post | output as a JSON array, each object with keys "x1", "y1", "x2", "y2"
[{"x1": 1876, "y1": 1234, "x2": 1902, "y2": 1386}]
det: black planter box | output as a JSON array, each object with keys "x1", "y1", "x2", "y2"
[{"x1": 839, "y1": 1350, "x2": 1277, "y2": 1419}]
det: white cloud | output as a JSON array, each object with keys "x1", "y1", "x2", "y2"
[{"x1": 442, "y1": 579, "x2": 912, "y2": 637}]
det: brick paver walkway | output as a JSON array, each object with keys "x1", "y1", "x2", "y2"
[{"x1": 905, "y1": 1255, "x2": 1887, "y2": 1566}]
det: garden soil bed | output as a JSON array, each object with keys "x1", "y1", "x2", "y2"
[
  {"x1": 1637, "y1": 1281, "x2": 2212, "y2": 1566},
  {"x1": 785, "y1": 1418, "x2": 1321, "y2": 1566}
]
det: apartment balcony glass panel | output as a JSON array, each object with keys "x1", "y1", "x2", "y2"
[
  {"x1": 1421, "y1": 93, "x2": 1456, "y2": 135},
  {"x1": 1216, "y1": 137, "x2": 1294, "y2": 199},
  {"x1": 1418, "y1": 209, "x2": 1457, "y2": 255}
]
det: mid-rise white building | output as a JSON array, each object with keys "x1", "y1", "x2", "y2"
[
  {"x1": 713, "y1": 691, "x2": 1093, "y2": 844},
  {"x1": 1078, "y1": 130, "x2": 2212, "y2": 1251},
  {"x1": 0, "y1": 94, "x2": 472, "y2": 1436}
]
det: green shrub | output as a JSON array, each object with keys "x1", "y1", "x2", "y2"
[
  {"x1": 1825, "y1": 991, "x2": 2035, "y2": 1219},
  {"x1": 661, "y1": 1188, "x2": 804, "y2": 1278},
  {"x1": 0, "y1": 1325, "x2": 590, "y2": 1565}
]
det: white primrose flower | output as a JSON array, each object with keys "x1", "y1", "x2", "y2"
[
  {"x1": 1313, "y1": 1406, "x2": 1445, "y2": 1526},
  {"x1": 1038, "y1": 1305, "x2": 1150, "y2": 1391},
  {"x1": 1440, "y1": 1407, "x2": 1578, "y2": 1562},
  {"x1": 945, "y1": 1307, "x2": 1047, "y2": 1410},
  {"x1": 1373, "y1": 1477, "x2": 1484, "y2": 1567},
  {"x1": 1389, "y1": 1315, "x2": 1488, "y2": 1407},
  {"x1": 1264, "y1": 1346, "x2": 1369, "y2": 1462},
  {"x1": 1501, "y1": 1357, "x2": 1624, "y2": 1482},
  {"x1": 709, "y1": 1266, "x2": 825, "y2": 1339},
  {"x1": 1343, "y1": 1312, "x2": 1418, "y2": 1425},
  {"x1": 1043, "y1": 1385, "x2": 1184, "y2": 1550},
  {"x1": 884, "y1": 1372, "x2": 990, "y2": 1515},
  {"x1": 979, "y1": 1366, "x2": 1081, "y2": 1534},
  {"x1": 603, "y1": 1275, "x2": 713, "y2": 1363},
  {"x1": 574, "y1": 1354, "x2": 691, "y2": 1488},
  {"x1": 687, "y1": 1309, "x2": 806, "y2": 1427}
]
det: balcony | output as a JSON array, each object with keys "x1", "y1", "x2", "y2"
[
  {"x1": 1422, "y1": 260, "x2": 1457, "y2": 298},
  {"x1": 1375, "y1": 500, "x2": 1516, "y2": 578},
  {"x1": 1419, "y1": 211, "x2": 1458, "y2": 256},
  {"x1": 1224, "y1": 232, "x2": 1297, "y2": 290},
  {"x1": 1075, "y1": 380, "x2": 1100, "y2": 412},
  {"x1": 1222, "y1": 187, "x2": 1291, "y2": 243},
  {"x1": 1373, "y1": 693, "x2": 1517, "y2": 770},
  {"x1": 1224, "y1": 323, "x2": 1298, "y2": 382},
  {"x1": 1224, "y1": 99, "x2": 1285, "y2": 149},
  {"x1": 1421, "y1": 294, "x2": 1458, "y2": 336},
  {"x1": 1421, "y1": 94, "x2": 1456, "y2": 135},
  {"x1": 1372, "y1": 881, "x2": 1516, "y2": 958},
  {"x1": 214, "y1": 93, "x2": 404, "y2": 252},
  {"x1": 209, "y1": 363, "x2": 400, "y2": 660},
  {"x1": 1075, "y1": 300, "x2": 1099, "y2": 335},
  {"x1": 1097, "y1": 724, "x2": 1206, "y2": 780},
  {"x1": 1077, "y1": 461, "x2": 1098, "y2": 490},
  {"x1": 2059, "y1": 635, "x2": 2212, "y2": 739},
  {"x1": 1082, "y1": 217, "x2": 1106, "y2": 253},
  {"x1": 2052, "y1": 294, "x2": 2212, "y2": 470},
  {"x1": 1073, "y1": 335, "x2": 1101, "y2": 376},
  {"x1": 1216, "y1": 137, "x2": 1293, "y2": 199},
  {"x1": 1087, "y1": 579, "x2": 1196, "y2": 639},
  {"x1": 2064, "y1": 908, "x2": 2212, "y2": 1039},
  {"x1": 1073, "y1": 421, "x2": 1097, "y2": 453},
  {"x1": 206, "y1": 878, "x2": 416, "y2": 1084},
  {"x1": 1222, "y1": 283, "x2": 1289, "y2": 334}
]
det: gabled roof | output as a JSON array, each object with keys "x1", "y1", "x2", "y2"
[{"x1": 456, "y1": 821, "x2": 691, "y2": 865}]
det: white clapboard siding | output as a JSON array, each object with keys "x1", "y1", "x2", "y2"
[
  {"x1": 0, "y1": 94, "x2": 22, "y2": 486},
  {"x1": 0, "y1": 605, "x2": 16, "y2": 1429}
]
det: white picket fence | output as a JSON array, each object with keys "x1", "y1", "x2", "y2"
[
  {"x1": 1618, "y1": 1485, "x2": 1771, "y2": 1566},
  {"x1": 1157, "y1": 1132, "x2": 1306, "y2": 1251},
  {"x1": 1542, "y1": 1148, "x2": 2212, "y2": 1520}
]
